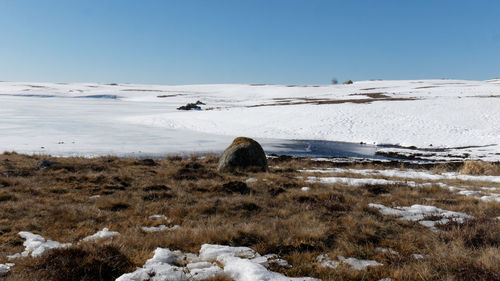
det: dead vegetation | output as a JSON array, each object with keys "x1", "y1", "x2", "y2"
[
  {"x1": 0, "y1": 153, "x2": 499, "y2": 280},
  {"x1": 247, "y1": 96, "x2": 417, "y2": 108},
  {"x1": 460, "y1": 160, "x2": 500, "y2": 176}
]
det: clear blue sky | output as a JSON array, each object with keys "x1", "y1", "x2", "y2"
[{"x1": 1, "y1": 0, "x2": 499, "y2": 84}]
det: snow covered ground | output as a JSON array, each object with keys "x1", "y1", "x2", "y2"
[{"x1": 0, "y1": 79, "x2": 499, "y2": 160}]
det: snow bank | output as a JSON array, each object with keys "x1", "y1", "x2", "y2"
[
  {"x1": 117, "y1": 244, "x2": 317, "y2": 281},
  {"x1": 368, "y1": 204, "x2": 473, "y2": 231}
]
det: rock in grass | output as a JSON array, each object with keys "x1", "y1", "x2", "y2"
[
  {"x1": 217, "y1": 137, "x2": 268, "y2": 172},
  {"x1": 36, "y1": 160, "x2": 61, "y2": 169}
]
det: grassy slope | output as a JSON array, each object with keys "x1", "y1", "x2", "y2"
[{"x1": 0, "y1": 153, "x2": 499, "y2": 280}]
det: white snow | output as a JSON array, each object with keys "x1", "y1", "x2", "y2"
[
  {"x1": 117, "y1": 244, "x2": 316, "y2": 281},
  {"x1": 149, "y1": 214, "x2": 169, "y2": 220},
  {"x1": 368, "y1": 204, "x2": 473, "y2": 231},
  {"x1": 302, "y1": 168, "x2": 500, "y2": 204},
  {"x1": 0, "y1": 263, "x2": 14, "y2": 276},
  {"x1": 141, "y1": 225, "x2": 180, "y2": 232},
  {"x1": 116, "y1": 248, "x2": 191, "y2": 281},
  {"x1": 306, "y1": 176, "x2": 419, "y2": 187},
  {"x1": 412, "y1": 254, "x2": 426, "y2": 260},
  {"x1": 316, "y1": 254, "x2": 339, "y2": 269},
  {"x1": 8, "y1": 231, "x2": 71, "y2": 258},
  {"x1": 82, "y1": 228, "x2": 120, "y2": 241},
  {"x1": 220, "y1": 255, "x2": 318, "y2": 281},
  {"x1": 198, "y1": 244, "x2": 257, "y2": 261},
  {"x1": 246, "y1": 178, "x2": 258, "y2": 183},
  {"x1": 317, "y1": 254, "x2": 383, "y2": 270},
  {"x1": 375, "y1": 247, "x2": 399, "y2": 255},
  {"x1": 301, "y1": 186, "x2": 311, "y2": 191},
  {"x1": 0, "y1": 79, "x2": 499, "y2": 160},
  {"x1": 300, "y1": 168, "x2": 500, "y2": 184},
  {"x1": 337, "y1": 256, "x2": 383, "y2": 270}
]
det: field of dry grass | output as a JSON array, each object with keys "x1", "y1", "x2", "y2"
[{"x1": 0, "y1": 153, "x2": 499, "y2": 280}]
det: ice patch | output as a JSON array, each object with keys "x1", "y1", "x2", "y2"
[{"x1": 82, "y1": 228, "x2": 120, "y2": 241}]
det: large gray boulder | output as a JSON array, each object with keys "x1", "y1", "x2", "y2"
[{"x1": 217, "y1": 137, "x2": 268, "y2": 172}]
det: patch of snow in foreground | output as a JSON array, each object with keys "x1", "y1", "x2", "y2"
[
  {"x1": 317, "y1": 254, "x2": 383, "y2": 270},
  {"x1": 82, "y1": 228, "x2": 120, "y2": 241},
  {"x1": 117, "y1": 244, "x2": 318, "y2": 281},
  {"x1": 478, "y1": 195, "x2": 500, "y2": 202},
  {"x1": 412, "y1": 254, "x2": 427, "y2": 260},
  {"x1": 368, "y1": 204, "x2": 473, "y2": 231},
  {"x1": 306, "y1": 176, "x2": 421, "y2": 187},
  {"x1": 303, "y1": 168, "x2": 500, "y2": 204},
  {"x1": 338, "y1": 256, "x2": 383, "y2": 270},
  {"x1": 375, "y1": 247, "x2": 399, "y2": 255},
  {"x1": 300, "y1": 168, "x2": 500, "y2": 184},
  {"x1": 0, "y1": 263, "x2": 15, "y2": 276},
  {"x1": 141, "y1": 225, "x2": 180, "y2": 232},
  {"x1": 8, "y1": 232, "x2": 71, "y2": 259}
]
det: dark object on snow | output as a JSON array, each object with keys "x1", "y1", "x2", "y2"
[
  {"x1": 177, "y1": 101, "x2": 205, "y2": 110},
  {"x1": 343, "y1": 80, "x2": 353, "y2": 85},
  {"x1": 217, "y1": 137, "x2": 268, "y2": 172},
  {"x1": 218, "y1": 181, "x2": 250, "y2": 194},
  {"x1": 37, "y1": 160, "x2": 61, "y2": 169}
]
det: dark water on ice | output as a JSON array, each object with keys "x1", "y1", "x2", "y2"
[{"x1": 261, "y1": 139, "x2": 396, "y2": 161}]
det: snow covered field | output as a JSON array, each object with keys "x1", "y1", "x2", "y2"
[{"x1": 0, "y1": 79, "x2": 499, "y2": 160}]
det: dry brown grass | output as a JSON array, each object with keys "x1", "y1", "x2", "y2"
[
  {"x1": 0, "y1": 153, "x2": 499, "y2": 280},
  {"x1": 460, "y1": 160, "x2": 500, "y2": 176}
]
